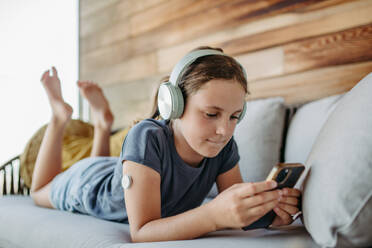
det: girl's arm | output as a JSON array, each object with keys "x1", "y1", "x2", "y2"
[
  {"x1": 123, "y1": 161, "x2": 281, "y2": 243},
  {"x1": 123, "y1": 160, "x2": 216, "y2": 242}
]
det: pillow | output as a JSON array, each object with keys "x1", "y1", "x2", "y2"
[
  {"x1": 285, "y1": 94, "x2": 344, "y2": 165},
  {"x1": 207, "y1": 97, "x2": 286, "y2": 197},
  {"x1": 302, "y1": 72, "x2": 372, "y2": 247},
  {"x1": 20, "y1": 120, "x2": 94, "y2": 188},
  {"x1": 20, "y1": 120, "x2": 129, "y2": 188}
]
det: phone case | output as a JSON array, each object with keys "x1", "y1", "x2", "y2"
[{"x1": 242, "y1": 163, "x2": 305, "y2": 231}]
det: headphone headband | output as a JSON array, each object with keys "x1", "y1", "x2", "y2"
[{"x1": 169, "y1": 49, "x2": 247, "y2": 86}]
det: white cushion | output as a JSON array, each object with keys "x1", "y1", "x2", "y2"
[
  {"x1": 208, "y1": 97, "x2": 286, "y2": 197},
  {"x1": 302, "y1": 72, "x2": 372, "y2": 247},
  {"x1": 285, "y1": 94, "x2": 344, "y2": 165},
  {"x1": 236, "y1": 97, "x2": 286, "y2": 182}
]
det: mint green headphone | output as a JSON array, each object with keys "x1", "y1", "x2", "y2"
[{"x1": 157, "y1": 49, "x2": 247, "y2": 123}]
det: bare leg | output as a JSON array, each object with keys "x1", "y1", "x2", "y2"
[
  {"x1": 78, "y1": 81, "x2": 113, "y2": 157},
  {"x1": 31, "y1": 67, "x2": 72, "y2": 208}
]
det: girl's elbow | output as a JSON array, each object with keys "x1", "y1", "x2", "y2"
[
  {"x1": 129, "y1": 226, "x2": 149, "y2": 243},
  {"x1": 130, "y1": 235, "x2": 141, "y2": 243},
  {"x1": 130, "y1": 227, "x2": 163, "y2": 243},
  {"x1": 129, "y1": 228, "x2": 141, "y2": 243},
  {"x1": 130, "y1": 231, "x2": 149, "y2": 243}
]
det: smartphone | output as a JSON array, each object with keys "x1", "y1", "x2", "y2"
[{"x1": 242, "y1": 163, "x2": 305, "y2": 231}]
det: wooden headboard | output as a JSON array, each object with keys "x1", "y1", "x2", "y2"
[{"x1": 79, "y1": 0, "x2": 372, "y2": 129}]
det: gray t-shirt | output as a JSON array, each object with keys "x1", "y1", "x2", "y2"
[
  {"x1": 50, "y1": 119, "x2": 239, "y2": 223},
  {"x1": 117, "y1": 119, "x2": 240, "y2": 218}
]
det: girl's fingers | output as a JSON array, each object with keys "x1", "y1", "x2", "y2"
[
  {"x1": 273, "y1": 207, "x2": 292, "y2": 225},
  {"x1": 279, "y1": 196, "x2": 298, "y2": 206},
  {"x1": 277, "y1": 203, "x2": 299, "y2": 215},
  {"x1": 282, "y1": 188, "x2": 301, "y2": 197},
  {"x1": 246, "y1": 198, "x2": 279, "y2": 219},
  {"x1": 238, "y1": 181, "x2": 278, "y2": 198},
  {"x1": 242, "y1": 190, "x2": 282, "y2": 208}
]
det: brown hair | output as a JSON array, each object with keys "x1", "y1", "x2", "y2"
[{"x1": 136, "y1": 46, "x2": 248, "y2": 125}]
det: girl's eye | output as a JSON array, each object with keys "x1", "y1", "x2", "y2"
[
  {"x1": 206, "y1": 113, "x2": 217, "y2": 118},
  {"x1": 205, "y1": 113, "x2": 240, "y2": 120}
]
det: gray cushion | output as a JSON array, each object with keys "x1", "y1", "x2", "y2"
[
  {"x1": 302, "y1": 72, "x2": 372, "y2": 247},
  {"x1": 208, "y1": 97, "x2": 286, "y2": 197},
  {"x1": 124, "y1": 223, "x2": 318, "y2": 248},
  {"x1": 0, "y1": 196, "x2": 319, "y2": 248},
  {"x1": 285, "y1": 94, "x2": 344, "y2": 164},
  {"x1": 0, "y1": 196, "x2": 131, "y2": 248}
]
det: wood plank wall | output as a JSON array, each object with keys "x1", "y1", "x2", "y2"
[{"x1": 80, "y1": 0, "x2": 372, "y2": 129}]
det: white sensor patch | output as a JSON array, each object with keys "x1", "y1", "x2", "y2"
[{"x1": 121, "y1": 174, "x2": 133, "y2": 189}]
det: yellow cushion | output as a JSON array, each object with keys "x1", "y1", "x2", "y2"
[{"x1": 20, "y1": 120, "x2": 129, "y2": 188}]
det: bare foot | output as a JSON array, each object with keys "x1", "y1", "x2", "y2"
[
  {"x1": 77, "y1": 81, "x2": 114, "y2": 130},
  {"x1": 40, "y1": 67, "x2": 73, "y2": 124}
]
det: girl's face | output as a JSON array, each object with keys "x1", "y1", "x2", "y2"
[{"x1": 174, "y1": 79, "x2": 246, "y2": 166}]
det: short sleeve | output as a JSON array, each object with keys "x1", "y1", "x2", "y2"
[
  {"x1": 218, "y1": 136, "x2": 240, "y2": 175},
  {"x1": 120, "y1": 120, "x2": 163, "y2": 174}
]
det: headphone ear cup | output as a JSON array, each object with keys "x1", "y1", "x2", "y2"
[
  {"x1": 158, "y1": 83, "x2": 172, "y2": 120},
  {"x1": 171, "y1": 85, "x2": 184, "y2": 119},
  {"x1": 157, "y1": 82, "x2": 184, "y2": 120},
  {"x1": 237, "y1": 101, "x2": 247, "y2": 123}
]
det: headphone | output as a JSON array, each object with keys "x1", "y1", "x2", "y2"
[{"x1": 157, "y1": 49, "x2": 247, "y2": 123}]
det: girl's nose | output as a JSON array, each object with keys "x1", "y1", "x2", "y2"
[{"x1": 216, "y1": 118, "x2": 229, "y2": 136}]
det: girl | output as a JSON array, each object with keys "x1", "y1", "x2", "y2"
[{"x1": 31, "y1": 47, "x2": 301, "y2": 243}]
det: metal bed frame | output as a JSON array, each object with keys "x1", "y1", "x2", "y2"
[{"x1": 0, "y1": 155, "x2": 30, "y2": 196}]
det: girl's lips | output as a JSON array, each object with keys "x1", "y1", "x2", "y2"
[{"x1": 207, "y1": 139, "x2": 226, "y2": 144}]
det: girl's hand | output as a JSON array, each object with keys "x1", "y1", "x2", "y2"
[
  {"x1": 207, "y1": 181, "x2": 282, "y2": 230},
  {"x1": 270, "y1": 188, "x2": 301, "y2": 227}
]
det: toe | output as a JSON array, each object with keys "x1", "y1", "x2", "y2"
[
  {"x1": 41, "y1": 71, "x2": 49, "y2": 82},
  {"x1": 52, "y1": 67, "x2": 58, "y2": 76}
]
